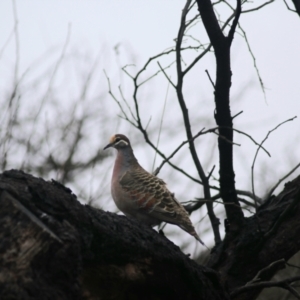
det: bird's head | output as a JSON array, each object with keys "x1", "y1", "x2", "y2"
[{"x1": 103, "y1": 134, "x2": 131, "y2": 150}]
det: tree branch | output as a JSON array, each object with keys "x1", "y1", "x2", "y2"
[
  {"x1": 227, "y1": 0, "x2": 241, "y2": 45},
  {"x1": 177, "y1": 0, "x2": 221, "y2": 244},
  {"x1": 267, "y1": 162, "x2": 300, "y2": 199},
  {"x1": 231, "y1": 276, "x2": 300, "y2": 298},
  {"x1": 197, "y1": 0, "x2": 244, "y2": 229}
]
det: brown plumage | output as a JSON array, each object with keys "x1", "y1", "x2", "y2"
[{"x1": 104, "y1": 134, "x2": 204, "y2": 245}]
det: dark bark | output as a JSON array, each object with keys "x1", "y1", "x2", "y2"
[
  {"x1": 196, "y1": 0, "x2": 244, "y2": 230},
  {"x1": 1, "y1": 170, "x2": 300, "y2": 300},
  {"x1": 291, "y1": 0, "x2": 300, "y2": 16},
  {"x1": 0, "y1": 169, "x2": 228, "y2": 300},
  {"x1": 208, "y1": 175, "x2": 300, "y2": 300}
]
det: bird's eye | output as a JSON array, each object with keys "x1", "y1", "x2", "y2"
[{"x1": 115, "y1": 137, "x2": 121, "y2": 142}]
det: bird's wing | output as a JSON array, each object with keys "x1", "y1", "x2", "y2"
[
  {"x1": 119, "y1": 169, "x2": 185, "y2": 224},
  {"x1": 120, "y1": 168, "x2": 204, "y2": 245}
]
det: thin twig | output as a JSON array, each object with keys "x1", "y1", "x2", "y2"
[
  {"x1": 185, "y1": 198, "x2": 255, "y2": 214},
  {"x1": 242, "y1": 0, "x2": 275, "y2": 13},
  {"x1": 213, "y1": 131, "x2": 241, "y2": 146},
  {"x1": 238, "y1": 23, "x2": 266, "y2": 102},
  {"x1": 283, "y1": 0, "x2": 297, "y2": 12},
  {"x1": 246, "y1": 259, "x2": 286, "y2": 285},
  {"x1": 134, "y1": 49, "x2": 175, "y2": 80},
  {"x1": 231, "y1": 276, "x2": 300, "y2": 298},
  {"x1": 230, "y1": 127, "x2": 270, "y2": 157},
  {"x1": 232, "y1": 110, "x2": 243, "y2": 120},
  {"x1": 177, "y1": 0, "x2": 221, "y2": 244},
  {"x1": 118, "y1": 85, "x2": 138, "y2": 123},
  {"x1": 104, "y1": 70, "x2": 136, "y2": 127},
  {"x1": 152, "y1": 80, "x2": 170, "y2": 173},
  {"x1": 153, "y1": 128, "x2": 206, "y2": 176},
  {"x1": 157, "y1": 62, "x2": 176, "y2": 88},
  {"x1": 183, "y1": 44, "x2": 212, "y2": 76},
  {"x1": 207, "y1": 165, "x2": 216, "y2": 180},
  {"x1": 236, "y1": 189, "x2": 262, "y2": 204},
  {"x1": 227, "y1": 0, "x2": 241, "y2": 45},
  {"x1": 251, "y1": 116, "x2": 297, "y2": 209},
  {"x1": 205, "y1": 69, "x2": 215, "y2": 89}
]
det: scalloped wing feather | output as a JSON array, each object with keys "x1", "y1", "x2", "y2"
[{"x1": 120, "y1": 169, "x2": 187, "y2": 223}]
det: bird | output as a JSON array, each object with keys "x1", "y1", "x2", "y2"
[{"x1": 104, "y1": 133, "x2": 205, "y2": 245}]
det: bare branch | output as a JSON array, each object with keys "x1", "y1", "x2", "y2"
[
  {"x1": 134, "y1": 49, "x2": 177, "y2": 80},
  {"x1": 251, "y1": 116, "x2": 297, "y2": 209},
  {"x1": 231, "y1": 276, "x2": 300, "y2": 298},
  {"x1": 151, "y1": 81, "x2": 170, "y2": 173},
  {"x1": 238, "y1": 23, "x2": 266, "y2": 101},
  {"x1": 153, "y1": 128, "x2": 206, "y2": 176},
  {"x1": 284, "y1": 0, "x2": 297, "y2": 12},
  {"x1": 185, "y1": 197, "x2": 255, "y2": 215},
  {"x1": 227, "y1": 0, "x2": 241, "y2": 45},
  {"x1": 231, "y1": 127, "x2": 270, "y2": 157},
  {"x1": 183, "y1": 44, "x2": 212, "y2": 75},
  {"x1": 178, "y1": 0, "x2": 221, "y2": 244},
  {"x1": 157, "y1": 62, "x2": 176, "y2": 88},
  {"x1": 267, "y1": 162, "x2": 300, "y2": 199},
  {"x1": 207, "y1": 165, "x2": 216, "y2": 180},
  {"x1": 290, "y1": 0, "x2": 300, "y2": 16},
  {"x1": 247, "y1": 259, "x2": 286, "y2": 285},
  {"x1": 232, "y1": 110, "x2": 243, "y2": 120},
  {"x1": 197, "y1": 0, "x2": 245, "y2": 228},
  {"x1": 236, "y1": 189, "x2": 262, "y2": 204},
  {"x1": 212, "y1": 131, "x2": 241, "y2": 146},
  {"x1": 104, "y1": 70, "x2": 136, "y2": 127},
  {"x1": 242, "y1": 0, "x2": 275, "y2": 14},
  {"x1": 118, "y1": 85, "x2": 138, "y2": 123},
  {"x1": 205, "y1": 69, "x2": 215, "y2": 89}
]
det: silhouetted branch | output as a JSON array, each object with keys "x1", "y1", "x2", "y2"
[
  {"x1": 205, "y1": 69, "x2": 215, "y2": 89},
  {"x1": 291, "y1": 0, "x2": 300, "y2": 16},
  {"x1": 267, "y1": 162, "x2": 300, "y2": 199},
  {"x1": 227, "y1": 0, "x2": 241, "y2": 44},
  {"x1": 197, "y1": 0, "x2": 244, "y2": 228},
  {"x1": 231, "y1": 276, "x2": 300, "y2": 299},
  {"x1": 251, "y1": 116, "x2": 297, "y2": 209},
  {"x1": 236, "y1": 189, "x2": 262, "y2": 204},
  {"x1": 154, "y1": 128, "x2": 205, "y2": 176},
  {"x1": 285, "y1": 0, "x2": 300, "y2": 17},
  {"x1": 157, "y1": 61, "x2": 176, "y2": 88},
  {"x1": 238, "y1": 23, "x2": 266, "y2": 100},
  {"x1": 242, "y1": 0, "x2": 275, "y2": 13},
  {"x1": 177, "y1": 0, "x2": 221, "y2": 244}
]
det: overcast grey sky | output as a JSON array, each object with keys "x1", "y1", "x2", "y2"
[{"x1": 1, "y1": 0, "x2": 300, "y2": 251}]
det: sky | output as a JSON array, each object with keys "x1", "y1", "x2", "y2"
[{"x1": 1, "y1": 0, "x2": 300, "y2": 252}]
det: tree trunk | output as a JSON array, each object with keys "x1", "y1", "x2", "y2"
[
  {"x1": 0, "y1": 169, "x2": 228, "y2": 300},
  {"x1": 208, "y1": 175, "x2": 300, "y2": 300},
  {"x1": 1, "y1": 169, "x2": 300, "y2": 300}
]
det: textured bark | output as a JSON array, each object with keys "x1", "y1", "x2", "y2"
[
  {"x1": 1, "y1": 170, "x2": 300, "y2": 300},
  {"x1": 208, "y1": 175, "x2": 300, "y2": 300},
  {"x1": 196, "y1": 0, "x2": 244, "y2": 229},
  {"x1": 0, "y1": 169, "x2": 228, "y2": 300}
]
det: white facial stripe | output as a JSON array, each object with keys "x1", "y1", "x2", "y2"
[{"x1": 115, "y1": 139, "x2": 128, "y2": 146}]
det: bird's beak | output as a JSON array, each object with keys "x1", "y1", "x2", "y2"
[{"x1": 103, "y1": 143, "x2": 113, "y2": 150}]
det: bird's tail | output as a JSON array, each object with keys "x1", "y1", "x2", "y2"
[{"x1": 191, "y1": 231, "x2": 209, "y2": 250}]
